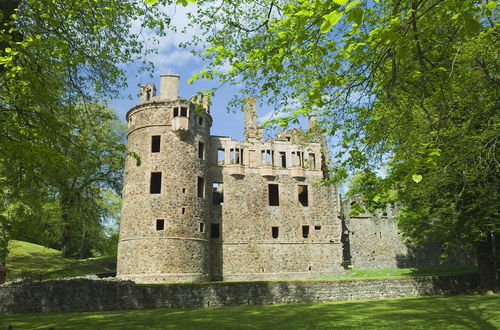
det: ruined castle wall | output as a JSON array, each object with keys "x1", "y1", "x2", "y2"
[
  {"x1": 208, "y1": 136, "x2": 343, "y2": 281},
  {"x1": 117, "y1": 98, "x2": 213, "y2": 283},
  {"x1": 343, "y1": 199, "x2": 475, "y2": 269}
]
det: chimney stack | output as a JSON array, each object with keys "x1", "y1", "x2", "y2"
[{"x1": 160, "y1": 74, "x2": 180, "y2": 100}]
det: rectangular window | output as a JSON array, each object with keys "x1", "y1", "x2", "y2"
[
  {"x1": 150, "y1": 172, "x2": 162, "y2": 194},
  {"x1": 315, "y1": 225, "x2": 321, "y2": 230},
  {"x1": 198, "y1": 116, "x2": 204, "y2": 126},
  {"x1": 212, "y1": 182, "x2": 224, "y2": 205},
  {"x1": 151, "y1": 135, "x2": 160, "y2": 153},
  {"x1": 156, "y1": 219, "x2": 165, "y2": 231},
  {"x1": 308, "y1": 153, "x2": 316, "y2": 170},
  {"x1": 211, "y1": 223, "x2": 220, "y2": 239},
  {"x1": 261, "y1": 150, "x2": 273, "y2": 165},
  {"x1": 198, "y1": 141, "x2": 204, "y2": 159},
  {"x1": 298, "y1": 185, "x2": 309, "y2": 206},
  {"x1": 292, "y1": 151, "x2": 304, "y2": 167},
  {"x1": 230, "y1": 148, "x2": 242, "y2": 164},
  {"x1": 272, "y1": 227, "x2": 279, "y2": 239},
  {"x1": 217, "y1": 149, "x2": 225, "y2": 165},
  {"x1": 181, "y1": 206, "x2": 186, "y2": 215},
  {"x1": 199, "y1": 223, "x2": 205, "y2": 233},
  {"x1": 180, "y1": 107, "x2": 188, "y2": 117},
  {"x1": 173, "y1": 107, "x2": 179, "y2": 117},
  {"x1": 268, "y1": 184, "x2": 279, "y2": 206},
  {"x1": 197, "y1": 177, "x2": 204, "y2": 198},
  {"x1": 279, "y1": 152, "x2": 286, "y2": 168},
  {"x1": 302, "y1": 225, "x2": 310, "y2": 238}
]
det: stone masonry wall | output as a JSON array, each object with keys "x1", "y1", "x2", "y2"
[{"x1": 0, "y1": 275, "x2": 479, "y2": 313}]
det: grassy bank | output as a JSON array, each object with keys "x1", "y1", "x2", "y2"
[
  {"x1": 4, "y1": 240, "x2": 115, "y2": 282},
  {"x1": 0, "y1": 295, "x2": 498, "y2": 329}
]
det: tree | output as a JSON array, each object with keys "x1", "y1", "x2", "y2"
[
  {"x1": 186, "y1": 0, "x2": 499, "y2": 290},
  {"x1": 0, "y1": 0, "x2": 177, "y2": 261}
]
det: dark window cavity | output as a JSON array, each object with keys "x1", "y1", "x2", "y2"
[
  {"x1": 198, "y1": 116, "x2": 204, "y2": 126},
  {"x1": 315, "y1": 225, "x2": 321, "y2": 230},
  {"x1": 180, "y1": 106, "x2": 188, "y2": 117},
  {"x1": 279, "y1": 152, "x2": 287, "y2": 168},
  {"x1": 298, "y1": 185, "x2": 309, "y2": 206},
  {"x1": 302, "y1": 225, "x2": 310, "y2": 238},
  {"x1": 212, "y1": 182, "x2": 224, "y2": 205},
  {"x1": 173, "y1": 107, "x2": 179, "y2": 117},
  {"x1": 198, "y1": 141, "x2": 205, "y2": 159},
  {"x1": 197, "y1": 177, "x2": 204, "y2": 198},
  {"x1": 181, "y1": 206, "x2": 186, "y2": 215},
  {"x1": 156, "y1": 219, "x2": 164, "y2": 231},
  {"x1": 268, "y1": 184, "x2": 279, "y2": 206},
  {"x1": 151, "y1": 135, "x2": 160, "y2": 153},
  {"x1": 150, "y1": 172, "x2": 162, "y2": 194},
  {"x1": 211, "y1": 223, "x2": 220, "y2": 238},
  {"x1": 272, "y1": 227, "x2": 279, "y2": 239},
  {"x1": 199, "y1": 223, "x2": 205, "y2": 233}
]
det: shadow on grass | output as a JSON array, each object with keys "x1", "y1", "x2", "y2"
[{"x1": 1, "y1": 295, "x2": 498, "y2": 329}]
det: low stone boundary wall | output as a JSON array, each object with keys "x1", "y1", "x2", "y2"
[{"x1": 0, "y1": 275, "x2": 478, "y2": 313}]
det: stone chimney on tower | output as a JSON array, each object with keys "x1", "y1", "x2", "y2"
[
  {"x1": 160, "y1": 74, "x2": 179, "y2": 100},
  {"x1": 244, "y1": 97, "x2": 263, "y2": 141}
]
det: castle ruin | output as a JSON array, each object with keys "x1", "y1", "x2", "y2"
[{"x1": 117, "y1": 74, "x2": 343, "y2": 283}]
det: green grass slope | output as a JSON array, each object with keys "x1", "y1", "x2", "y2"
[
  {"x1": 4, "y1": 240, "x2": 115, "y2": 282},
  {"x1": 0, "y1": 295, "x2": 498, "y2": 329}
]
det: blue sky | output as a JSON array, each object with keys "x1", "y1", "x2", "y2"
[{"x1": 109, "y1": 4, "x2": 295, "y2": 142}]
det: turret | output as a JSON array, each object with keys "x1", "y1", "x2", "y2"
[{"x1": 117, "y1": 74, "x2": 212, "y2": 283}]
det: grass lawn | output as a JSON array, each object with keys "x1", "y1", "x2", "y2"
[
  {"x1": 4, "y1": 240, "x2": 115, "y2": 281},
  {"x1": 0, "y1": 295, "x2": 498, "y2": 329}
]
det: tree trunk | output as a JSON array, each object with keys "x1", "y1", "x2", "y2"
[{"x1": 477, "y1": 232, "x2": 498, "y2": 292}]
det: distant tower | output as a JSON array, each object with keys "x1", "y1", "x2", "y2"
[{"x1": 117, "y1": 74, "x2": 212, "y2": 283}]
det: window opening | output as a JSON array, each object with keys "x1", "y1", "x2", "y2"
[
  {"x1": 308, "y1": 153, "x2": 316, "y2": 169},
  {"x1": 230, "y1": 148, "x2": 242, "y2": 164},
  {"x1": 198, "y1": 142, "x2": 204, "y2": 159},
  {"x1": 211, "y1": 223, "x2": 220, "y2": 238},
  {"x1": 197, "y1": 177, "x2": 204, "y2": 198},
  {"x1": 212, "y1": 182, "x2": 224, "y2": 205},
  {"x1": 151, "y1": 135, "x2": 160, "y2": 153},
  {"x1": 182, "y1": 188, "x2": 186, "y2": 193},
  {"x1": 146, "y1": 89, "x2": 151, "y2": 101},
  {"x1": 173, "y1": 107, "x2": 179, "y2": 117},
  {"x1": 279, "y1": 152, "x2": 286, "y2": 168},
  {"x1": 181, "y1": 207, "x2": 186, "y2": 215},
  {"x1": 302, "y1": 225, "x2": 310, "y2": 238},
  {"x1": 268, "y1": 184, "x2": 279, "y2": 206},
  {"x1": 261, "y1": 150, "x2": 273, "y2": 165},
  {"x1": 217, "y1": 149, "x2": 225, "y2": 165},
  {"x1": 298, "y1": 185, "x2": 309, "y2": 206},
  {"x1": 292, "y1": 151, "x2": 304, "y2": 167},
  {"x1": 199, "y1": 223, "x2": 205, "y2": 233},
  {"x1": 198, "y1": 116, "x2": 204, "y2": 126},
  {"x1": 156, "y1": 219, "x2": 164, "y2": 231},
  {"x1": 150, "y1": 172, "x2": 162, "y2": 194},
  {"x1": 272, "y1": 227, "x2": 279, "y2": 239},
  {"x1": 314, "y1": 225, "x2": 321, "y2": 230},
  {"x1": 180, "y1": 107, "x2": 188, "y2": 117},
  {"x1": 285, "y1": 136, "x2": 291, "y2": 141}
]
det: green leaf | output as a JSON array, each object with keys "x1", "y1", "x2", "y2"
[
  {"x1": 346, "y1": 0, "x2": 360, "y2": 11},
  {"x1": 412, "y1": 174, "x2": 423, "y2": 183},
  {"x1": 321, "y1": 11, "x2": 343, "y2": 33},
  {"x1": 320, "y1": 20, "x2": 333, "y2": 34},
  {"x1": 486, "y1": 1, "x2": 497, "y2": 9},
  {"x1": 333, "y1": 0, "x2": 349, "y2": 5},
  {"x1": 145, "y1": 0, "x2": 158, "y2": 5}
]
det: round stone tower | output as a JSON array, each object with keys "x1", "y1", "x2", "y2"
[{"x1": 117, "y1": 74, "x2": 212, "y2": 283}]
